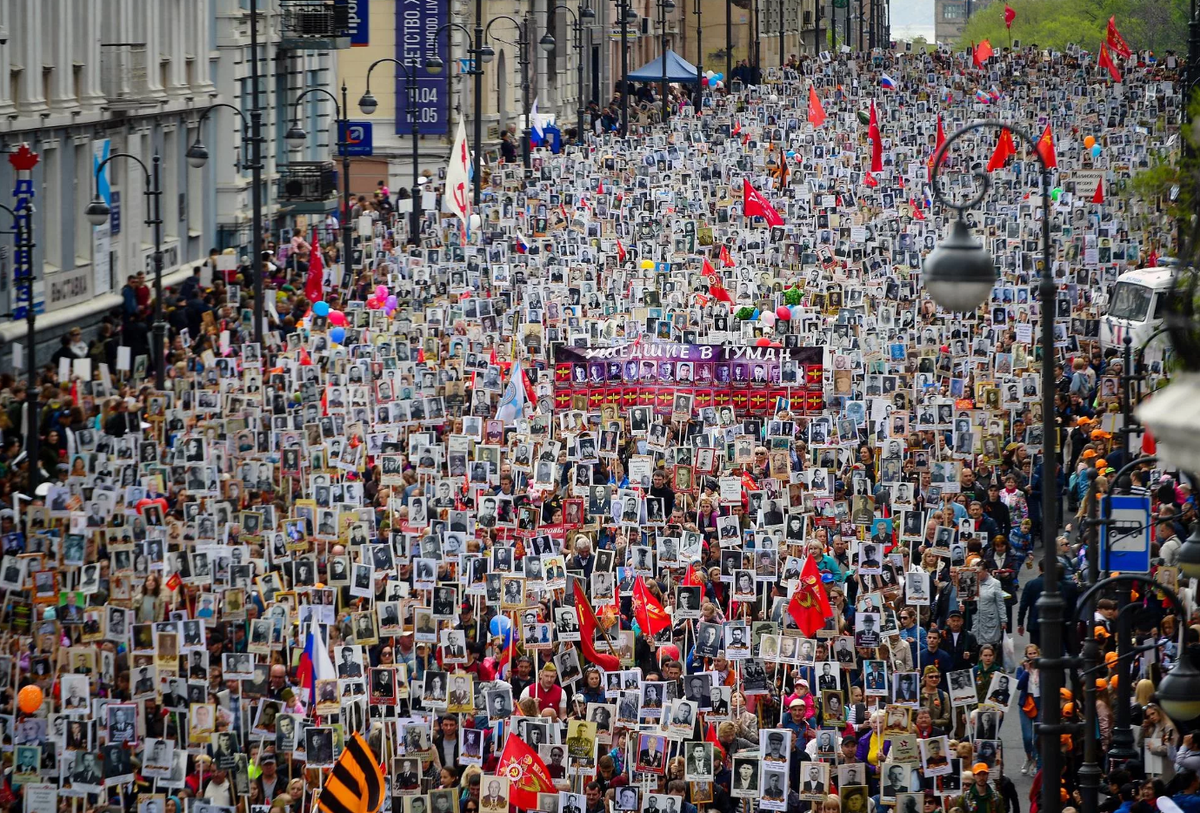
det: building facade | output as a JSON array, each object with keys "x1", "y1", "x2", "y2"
[
  {"x1": 0, "y1": 0, "x2": 218, "y2": 365},
  {"x1": 935, "y1": 0, "x2": 983, "y2": 44},
  {"x1": 0, "y1": 0, "x2": 343, "y2": 369}
]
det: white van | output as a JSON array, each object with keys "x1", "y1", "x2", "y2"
[{"x1": 1101, "y1": 261, "x2": 1179, "y2": 353}]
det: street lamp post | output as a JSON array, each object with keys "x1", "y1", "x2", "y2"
[
  {"x1": 460, "y1": 14, "x2": 550, "y2": 169},
  {"x1": 726, "y1": 0, "x2": 732, "y2": 82},
  {"x1": 87, "y1": 153, "x2": 165, "y2": 391},
  {"x1": 622, "y1": 0, "x2": 632, "y2": 137},
  {"x1": 0, "y1": 176, "x2": 36, "y2": 494},
  {"x1": 285, "y1": 85, "x2": 354, "y2": 290},
  {"x1": 658, "y1": 0, "x2": 676, "y2": 122},
  {"x1": 544, "y1": 4, "x2": 596, "y2": 144},
  {"x1": 248, "y1": 0, "x2": 265, "y2": 345},
  {"x1": 923, "y1": 119, "x2": 1063, "y2": 813},
  {"x1": 1076, "y1": 570, "x2": 1185, "y2": 811},
  {"x1": 779, "y1": 0, "x2": 785, "y2": 67},
  {"x1": 426, "y1": 25, "x2": 484, "y2": 206},
  {"x1": 185, "y1": 102, "x2": 270, "y2": 334},
  {"x1": 358, "y1": 58, "x2": 422, "y2": 244},
  {"x1": 693, "y1": 0, "x2": 703, "y2": 109}
]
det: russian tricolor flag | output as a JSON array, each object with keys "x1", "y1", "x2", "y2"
[
  {"x1": 880, "y1": 73, "x2": 898, "y2": 90},
  {"x1": 975, "y1": 88, "x2": 991, "y2": 103},
  {"x1": 296, "y1": 622, "x2": 336, "y2": 709},
  {"x1": 530, "y1": 98, "x2": 545, "y2": 148},
  {"x1": 515, "y1": 232, "x2": 529, "y2": 254}
]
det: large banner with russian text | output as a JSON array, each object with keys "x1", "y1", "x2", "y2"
[{"x1": 552, "y1": 343, "x2": 824, "y2": 415}]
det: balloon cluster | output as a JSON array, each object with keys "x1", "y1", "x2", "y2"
[
  {"x1": 701, "y1": 71, "x2": 725, "y2": 89},
  {"x1": 1084, "y1": 135, "x2": 1101, "y2": 158}
]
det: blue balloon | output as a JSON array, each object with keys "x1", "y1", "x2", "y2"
[
  {"x1": 751, "y1": 308, "x2": 760, "y2": 319},
  {"x1": 312, "y1": 300, "x2": 331, "y2": 317},
  {"x1": 713, "y1": 73, "x2": 724, "y2": 82},
  {"x1": 330, "y1": 326, "x2": 346, "y2": 344},
  {"x1": 786, "y1": 150, "x2": 796, "y2": 159},
  {"x1": 489, "y1": 615, "x2": 513, "y2": 646},
  {"x1": 1092, "y1": 144, "x2": 1102, "y2": 157}
]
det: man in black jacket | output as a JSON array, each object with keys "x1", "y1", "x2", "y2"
[{"x1": 942, "y1": 611, "x2": 978, "y2": 670}]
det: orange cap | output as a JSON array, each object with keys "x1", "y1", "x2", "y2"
[
  {"x1": 1104, "y1": 651, "x2": 1119, "y2": 667},
  {"x1": 1082, "y1": 449, "x2": 1098, "y2": 459},
  {"x1": 1095, "y1": 678, "x2": 1108, "y2": 690},
  {"x1": 1096, "y1": 459, "x2": 1108, "y2": 470},
  {"x1": 972, "y1": 763, "x2": 990, "y2": 775}
]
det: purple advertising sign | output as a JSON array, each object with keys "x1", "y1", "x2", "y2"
[{"x1": 396, "y1": 0, "x2": 448, "y2": 136}]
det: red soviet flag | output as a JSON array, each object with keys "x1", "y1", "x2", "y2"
[
  {"x1": 719, "y1": 244, "x2": 735, "y2": 267},
  {"x1": 1098, "y1": 42, "x2": 1122, "y2": 83},
  {"x1": 1004, "y1": 4, "x2": 1015, "y2": 28},
  {"x1": 807, "y1": 85, "x2": 826, "y2": 127},
  {"x1": 868, "y1": 100, "x2": 883, "y2": 173},
  {"x1": 633, "y1": 576, "x2": 671, "y2": 637},
  {"x1": 973, "y1": 39, "x2": 993, "y2": 67},
  {"x1": 1092, "y1": 177, "x2": 1105, "y2": 204},
  {"x1": 1107, "y1": 16, "x2": 1132, "y2": 59},
  {"x1": 304, "y1": 238, "x2": 324, "y2": 303},
  {"x1": 928, "y1": 114, "x2": 946, "y2": 180},
  {"x1": 787, "y1": 555, "x2": 834, "y2": 637},
  {"x1": 1036, "y1": 124, "x2": 1058, "y2": 169},
  {"x1": 572, "y1": 580, "x2": 621, "y2": 672},
  {"x1": 743, "y1": 179, "x2": 784, "y2": 227},
  {"x1": 986, "y1": 127, "x2": 1016, "y2": 172},
  {"x1": 495, "y1": 734, "x2": 556, "y2": 809}
]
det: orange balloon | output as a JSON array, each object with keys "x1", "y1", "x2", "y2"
[
  {"x1": 17, "y1": 685, "x2": 43, "y2": 715},
  {"x1": 1084, "y1": 136, "x2": 1096, "y2": 149}
]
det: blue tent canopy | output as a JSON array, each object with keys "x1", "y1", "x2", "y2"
[{"x1": 627, "y1": 50, "x2": 700, "y2": 83}]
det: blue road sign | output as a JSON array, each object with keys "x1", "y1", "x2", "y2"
[
  {"x1": 1100, "y1": 494, "x2": 1152, "y2": 573},
  {"x1": 340, "y1": 121, "x2": 373, "y2": 156}
]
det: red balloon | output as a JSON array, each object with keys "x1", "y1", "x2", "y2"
[
  {"x1": 701, "y1": 76, "x2": 710, "y2": 87},
  {"x1": 755, "y1": 337, "x2": 771, "y2": 347},
  {"x1": 135, "y1": 498, "x2": 168, "y2": 515},
  {"x1": 328, "y1": 310, "x2": 347, "y2": 327}
]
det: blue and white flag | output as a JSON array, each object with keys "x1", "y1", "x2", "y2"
[{"x1": 496, "y1": 361, "x2": 528, "y2": 424}]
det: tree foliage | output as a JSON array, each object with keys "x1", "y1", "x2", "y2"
[{"x1": 956, "y1": 0, "x2": 1188, "y2": 54}]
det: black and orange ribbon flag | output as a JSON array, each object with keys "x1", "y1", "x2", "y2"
[{"x1": 317, "y1": 733, "x2": 385, "y2": 813}]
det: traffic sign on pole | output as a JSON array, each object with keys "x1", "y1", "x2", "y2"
[{"x1": 1099, "y1": 494, "x2": 1152, "y2": 573}]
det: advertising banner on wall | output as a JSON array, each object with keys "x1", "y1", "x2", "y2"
[{"x1": 396, "y1": 0, "x2": 448, "y2": 135}]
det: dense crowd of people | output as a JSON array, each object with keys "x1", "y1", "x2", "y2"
[{"x1": 0, "y1": 31, "x2": 1193, "y2": 813}]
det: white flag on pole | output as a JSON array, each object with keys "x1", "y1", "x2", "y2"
[{"x1": 444, "y1": 117, "x2": 472, "y2": 227}]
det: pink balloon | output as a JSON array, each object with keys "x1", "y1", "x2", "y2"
[
  {"x1": 776, "y1": 305, "x2": 792, "y2": 321},
  {"x1": 328, "y1": 309, "x2": 347, "y2": 326},
  {"x1": 375, "y1": 285, "x2": 388, "y2": 300}
]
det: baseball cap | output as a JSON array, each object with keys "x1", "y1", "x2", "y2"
[
  {"x1": 972, "y1": 763, "x2": 990, "y2": 775},
  {"x1": 947, "y1": 610, "x2": 964, "y2": 619},
  {"x1": 789, "y1": 698, "x2": 804, "y2": 708},
  {"x1": 1081, "y1": 449, "x2": 1098, "y2": 459},
  {"x1": 796, "y1": 679, "x2": 809, "y2": 689}
]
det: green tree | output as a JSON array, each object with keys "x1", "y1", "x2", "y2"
[{"x1": 956, "y1": 0, "x2": 1187, "y2": 54}]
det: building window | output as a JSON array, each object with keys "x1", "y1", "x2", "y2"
[
  {"x1": 42, "y1": 146, "x2": 61, "y2": 272},
  {"x1": 942, "y1": 3, "x2": 964, "y2": 18},
  {"x1": 74, "y1": 143, "x2": 89, "y2": 266}
]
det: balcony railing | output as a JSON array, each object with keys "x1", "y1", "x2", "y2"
[
  {"x1": 280, "y1": 1, "x2": 352, "y2": 49},
  {"x1": 280, "y1": 161, "x2": 338, "y2": 203}
]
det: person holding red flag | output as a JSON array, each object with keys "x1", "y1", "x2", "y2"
[
  {"x1": 787, "y1": 556, "x2": 834, "y2": 636},
  {"x1": 572, "y1": 581, "x2": 621, "y2": 672},
  {"x1": 633, "y1": 576, "x2": 671, "y2": 637},
  {"x1": 743, "y1": 179, "x2": 785, "y2": 227},
  {"x1": 495, "y1": 734, "x2": 557, "y2": 808}
]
